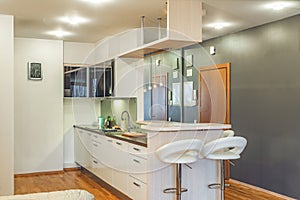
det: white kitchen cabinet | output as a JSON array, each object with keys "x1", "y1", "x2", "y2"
[
  {"x1": 128, "y1": 154, "x2": 147, "y2": 184},
  {"x1": 111, "y1": 138, "x2": 129, "y2": 195},
  {"x1": 74, "y1": 128, "x2": 92, "y2": 168},
  {"x1": 74, "y1": 127, "x2": 147, "y2": 199},
  {"x1": 90, "y1": 133, "x2": 113, "y2": 184}
]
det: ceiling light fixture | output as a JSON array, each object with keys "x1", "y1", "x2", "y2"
[
  {"x1": 47, "y1": 30, "x2": 72, "y2": 38},
  {"x1": 265, "y1": 2, "x2": 292, "y2": 11},
  {"x1": 60, "y1": 16, "x2": 89, "y2": 25},
  {"x1": 207, "y1": 22, "x2": 231, "y2": 30},
  {"x1": 81, "y1": 0, "x2": 111, "y2": 4}
]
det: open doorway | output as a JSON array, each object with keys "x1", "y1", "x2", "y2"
[{"x1": 151, "y1": 75, "x2": 168, "y2": 120}]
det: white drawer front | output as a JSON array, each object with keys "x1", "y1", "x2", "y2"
[
  {"x1": 128, "y1": 143, "x2": 147, "y2": 159},
  {"x1": 129, "y1": 154, "x2": 147, "y2": 183},
  {"x1": 128, "y1": 176, "x2": 147, "y2": 200}
]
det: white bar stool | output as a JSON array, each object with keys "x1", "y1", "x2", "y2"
[
  {"x1": 223, "y1": 130, "x2": 235, "y2": 138},
  {"x1": 156, "y1": 139, "x2": 204, "y2": 200},
  {"x1": 202, "y1": 136, "x2": 247, "y2": 200}
]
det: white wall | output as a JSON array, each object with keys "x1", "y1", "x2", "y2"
[
  {"x1": 63, "y1": 42, "x2": 97, "y2": 168},
  {"x1": 63, "y1": 42, "x2": 95, "y2": 64},
  {"x1": 0, "y1": 14, "x2": 14, "y2": 195},
  {"x1": 115, "y1": 58, "x2": 144, "y2": 121},
  {"x1": 14, "y1": 38, "x2": 63, "y2": 174}
]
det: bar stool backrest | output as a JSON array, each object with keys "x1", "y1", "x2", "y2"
[
  {"x1": 156, "y1": 139, "x2": 204, "y2": 164},
  {"x1": 202, "y1": 136, "x2": 247, "y2": 160}
]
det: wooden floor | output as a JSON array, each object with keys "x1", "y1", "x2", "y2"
[
  {"x1": 14, "y1": 170, "x2": 291, "y2": 200},
  {"x1": 15, "y1": 170, "x2": 119, "y2": 200}
]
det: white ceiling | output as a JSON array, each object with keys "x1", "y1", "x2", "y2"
[{"x1": 0, "y1": 0, "x2": 299, "y2": 43}]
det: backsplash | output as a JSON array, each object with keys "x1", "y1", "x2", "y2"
[{"x1": 100, "y1": 97, "x2": 137, "y2": 127}]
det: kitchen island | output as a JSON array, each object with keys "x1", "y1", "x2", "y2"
[{"x1": 74, "y1": 122, "x2": 231, "y2": 200}]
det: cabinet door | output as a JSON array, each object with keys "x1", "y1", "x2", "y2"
[
  {"x1": 91, "y1": 135, "x2": 113, "y2": 184},
  {"x1": 111, "y1": 138, "x2": 129, "y2": 195},
  {"x1": 64, "y1": 66, "x2": 87, "y2": 97},
  {"x1": 89, "y1": 67, "x2": 105, "y2": 97},
  {"x1": 74, "y1": 128, "x2": 92, "y2": 168}
]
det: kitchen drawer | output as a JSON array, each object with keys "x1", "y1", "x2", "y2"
[
  {"x1": 128, "y1": 143, "x2": 147, "y2": 159},
  {"x1": 112, "y1": 139, "x2": 128, "y2": 152},
  {"x1": 76, "y1": 129, "x2": 91, "y2": 147},
  {"x1": 128, "y1": 176, "x2": 147, "y2": 200},
  {"x1": 91, "y1": 141, "x2": 101, "y2": 160},
  {"x1": 129, "y1": 154, "x2": 147, "y2": 183},
  {"x1": 91, "y1": 158, "x2": 112, "y2": 184},
  {"x1": 90, "y1": 132, "x2": 101, "y2": 143}
]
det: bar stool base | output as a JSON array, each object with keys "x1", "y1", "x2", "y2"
[{"x1": 163, "y1": 188, "x2": 188, "y2": 193}]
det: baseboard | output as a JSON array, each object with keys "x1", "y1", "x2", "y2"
[
  {"x1": 14, "y1": 170, "x2": 64, "y2": 177},
  {"x1": 64, "y1": 167, "x2": 80, "y2": 172},
  {"x1": 63, "y1": 162, "x2": 79, "y2": 169},
  {"x1": 230, "y1": 179, "x2": 296, "y2": 200}
]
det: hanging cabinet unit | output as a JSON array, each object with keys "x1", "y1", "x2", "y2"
[
  {"x1": 64, "y1": 64, "x2": 88, "y2": 98},
  {"x1": 64, "y1": 60, "x2": 114, "y2": 98},
  {"x1": 119, "y1": 0, "x2": 202, "y2": 58}
]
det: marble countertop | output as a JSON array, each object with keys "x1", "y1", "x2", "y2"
[
  {"x1": 140, "y1": 121, "x2": 231, "y2": 132},
  {"x1": 74, "y1": 125, "x2": 147, "y2": 147}
]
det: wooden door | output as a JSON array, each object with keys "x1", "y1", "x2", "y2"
[
  {"x1": 151, "y1": 75, "x2": 167, "y2": 120},
  {"x1": 198, "y1": 63, "x2": 230, "y2": 124}
]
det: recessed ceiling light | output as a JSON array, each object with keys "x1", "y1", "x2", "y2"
[
  {"x1": 47, "y1": 30, "x2": 72, "y2": 38},
  {"x1": 265, "y1": 2, "x2": 292, "y2": 11},
  {"x1": 207, "y1": 22, "x2": 231, "y2": 30},
  {"x1": 59, "y1": 16, "x2": 89, "y2": 25}
]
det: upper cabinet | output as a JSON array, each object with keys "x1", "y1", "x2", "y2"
[
  {"x1": 64, "y1": 60, "x2": 114, "y2": 98},
  {"x1": 64, "y1": 65, "x2": 88, "y2": 98},
  {"x1": 89, "y1": 60, "x2": 114, "y2": 98}
]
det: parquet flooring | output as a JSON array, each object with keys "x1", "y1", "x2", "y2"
[{"x1": 14, "y1": 170, "x2": 293, "y2": 200}]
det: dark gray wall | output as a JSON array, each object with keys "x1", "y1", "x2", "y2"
[{"x1": 201, "y1": 14, "x2": 300, "y2": 198}]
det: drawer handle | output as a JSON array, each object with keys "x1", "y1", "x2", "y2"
[
  {"x1": 133, "y1": 159, "x2": 140, "y2": 164},
  {"x1": 93, "y1": 160, "x2": 98, "y2": 164},
  {"x1": 107, "y1": 139, "x2": 113, "y2": 142},
  {"x1": 93, "y1": 143, "x2": 98, "y2": 147},
  {"x1": 133, "y1": 147, "x2": 141, "y2": 152},
  {"x1": 88, "y1": 133, "x2": 91, "y2": 136},
  {"x1": 116, "y1": 142, "x2": 122, "y2": 146},
  {"x1": 133, "y1": 182, "x2": 141, "y2": 188},
  {"x1": 94, "y1": 135, "x2": 98, "y2": 138}
]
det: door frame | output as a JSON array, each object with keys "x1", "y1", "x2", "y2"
[{"x1": 198, "y1": 62, "x2": 231, "y2": 124}]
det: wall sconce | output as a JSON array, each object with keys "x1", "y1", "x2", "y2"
[
  {"x1": 209, "y1": 46, "x2": 216, "y2": 55},
  {"x1": 168, "y1": 90, "x2": 173, "y2": 105},
  {"x1": 193, "y1": 89, "x2": 197, "y2": 101},
  {"x1": 155, "y1": 59, "x2": 161, "y2": 67}
]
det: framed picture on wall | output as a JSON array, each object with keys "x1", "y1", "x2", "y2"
[
  {"x1": 185, "y1": 54, "x2": 193, "y2": 67},
  {"x1": 172, "y1": 58, "x2": 180, "y2": 70},
  {"x1": 28, "y1": 62, "x2": 43, "y2": 80}
]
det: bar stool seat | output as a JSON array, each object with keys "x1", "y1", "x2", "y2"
[
  {"x1": 202, "y1": 136, "x2": 247, "y2": 200},
  {"x1": 156, "y1": 139, "x2": 204, "y2": 200}
]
